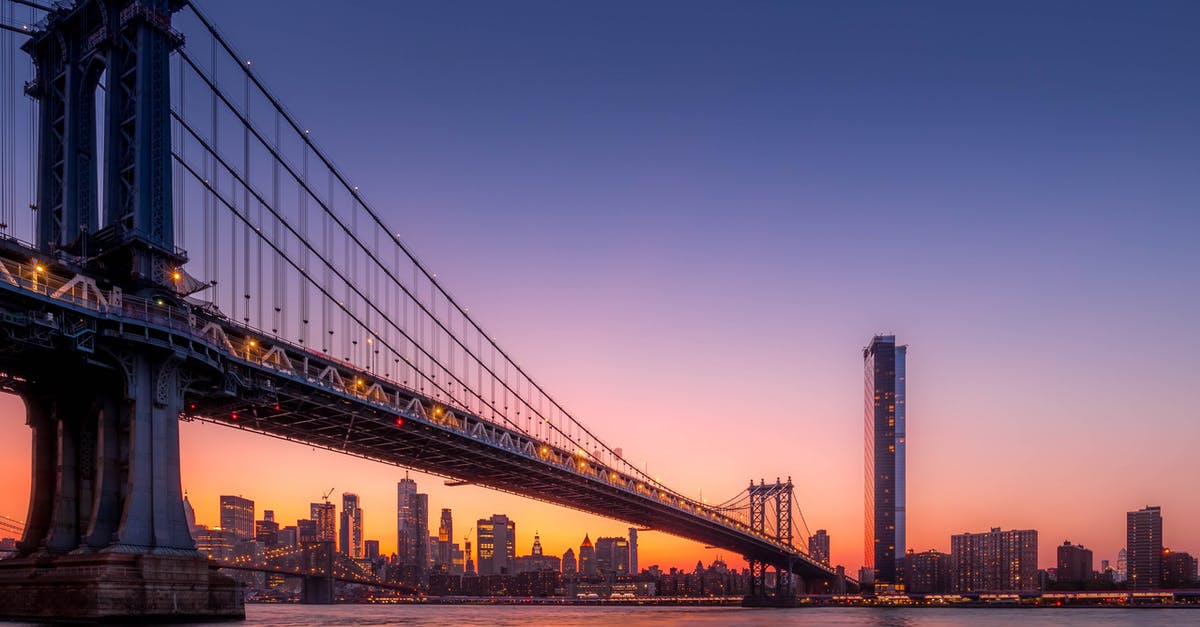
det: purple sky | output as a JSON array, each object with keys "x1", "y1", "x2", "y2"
[{"x1": 1, "y1": 0, "x2": 1197, "y2": 571}]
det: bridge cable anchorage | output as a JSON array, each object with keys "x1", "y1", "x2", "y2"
[{"x1": 176, "y1": 1, "x2": 675, "y2": 496}]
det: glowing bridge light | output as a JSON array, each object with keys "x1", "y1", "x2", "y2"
[{"x1": 395, "y1": 417, "x2": 404, "y2": 427}]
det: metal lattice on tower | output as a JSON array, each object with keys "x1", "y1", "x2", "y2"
[{"x1": 746, "y1": 478, "x2": 795, "y2": 604}]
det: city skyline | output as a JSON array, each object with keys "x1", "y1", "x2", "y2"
[{"x1": 0, "y1": 0, "x2": 1197, "y2": 577}]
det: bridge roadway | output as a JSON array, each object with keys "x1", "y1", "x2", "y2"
[{"x1": 0, "y1": 239, "x2": 835, "y2": 584}]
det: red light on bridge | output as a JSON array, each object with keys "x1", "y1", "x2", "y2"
[
  {"x1": 395, "y1": 417, "x2": 404, "y2": 427},
  {"x1": 231, "y1": 412, "x2": 238, "y2": 421},
  {"x1": 274, "y1": 404, "x2": 281, "y2": 411}
]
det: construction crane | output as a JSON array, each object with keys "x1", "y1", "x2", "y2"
[
  {"x1": 464, "y1": 526, "x2": 474, "y2": 573},
  {"x1": 321, "y1": 488, "x2": 334, "y2": 504}
]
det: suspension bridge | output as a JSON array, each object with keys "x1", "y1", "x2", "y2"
[{"x1": 0, "y1": 0, "x2": 842, "y2": 619}]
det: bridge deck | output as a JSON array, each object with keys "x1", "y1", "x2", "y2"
[{"x1": 0, "y1": 242, "x2": 834, "y2": 581}]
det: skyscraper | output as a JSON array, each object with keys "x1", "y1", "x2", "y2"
[
  {"x1": 219, "y1": 495, "x2": 255, "y2": 541},
  {"x1": 1127, "y1": 506, "x2": 1163, "y2": 590},
  {"x1": 809, "y1": 529, "x2": 831, "y2": 566},
  {"x1": 339, "y1": 493, "x2": 363, "y2": 558},
  {"x1": 396, "y1": 478, "x2": 429, "y2": 584},
  {"x1": 595, "y1": 537, "x2": 630, "y2": 575},
  {"x1": 628, "y1": 528, "x2": 639, "y2": 574},
  {"x1": 310, "y1": 501, "x2": 336, "y2": 543},
  {"x1": 578, "y1": 534, "x2": 596, "y2": 577},
  {"x1": 562, "y1": 548, "x2": 577, "y2": 575},
  {"x1": 437, "y1": 509, "x2": 453, "y2": 572},
  {"x1": 476, "y1": 514, "x2": 516, "y2": 575},
  {"x1": 864, "y1": 334, "x2": 906, "y2": 584}
]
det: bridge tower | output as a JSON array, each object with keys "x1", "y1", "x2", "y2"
[
  {"x1": 0, "y1": 0, "x2": 240, "y2": 621},
  {"x1": 743, "y1": 478, "x2": 797, "y2": 607},
  {"x1": 300, "y1": 541, "x2": 337, "y2": 604}
]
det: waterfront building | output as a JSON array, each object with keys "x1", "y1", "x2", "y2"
[
  {"x1": 219, "y1": 495, "x2": 255, "y2": 541},
  {"x1": 1056, "y1": 540, "x2": 1093, "y2": 585},
  {"x1": 1127, "y1": 506, "x2": 1163, "y2": 590},
  {"x1": 1162, "y1": 549, "x2": 1197, "y2": 588},
  {"x1": 864, "y1": 334, "x2": 906, "y2": 584},
  {"x1": 905, "y1": 549, "x2": 952, "y2": 594},
  {"x1": 562, "y1": 548, "x2": 577, "y2": 575},
  {"x1": 477, "y1": 514, "x2": 516, "y2": 576},
  {"x1": 950, "y1": 527, "x2": 1039, "y2": 593}
]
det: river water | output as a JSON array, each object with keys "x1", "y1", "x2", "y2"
[
  {"x1": 0, "y1": 604, "x2": 1192, "y2": 625},
  {"x1": 188, "y1": 604, "x2": 1192, "y2": 626}
]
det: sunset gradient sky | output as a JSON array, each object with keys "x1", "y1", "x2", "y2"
[{"x1": 1, "y1": 1, "x2": 1198, "y2": 574}]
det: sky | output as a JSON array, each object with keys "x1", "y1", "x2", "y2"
[{"x1": 1, "y1": 0, "x2": 1199, "y2": 574}]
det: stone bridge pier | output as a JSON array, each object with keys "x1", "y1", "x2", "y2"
[{"x1": 0, "y1": 352, "x2": 243, "y2": 621}]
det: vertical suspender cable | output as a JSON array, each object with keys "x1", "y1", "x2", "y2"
[
  {"x1": 295, "y1": 142, "x2": 304, "y2": 341},
  {"x1": 209, "y1": 35, "x2": 219, "y2": 294},
  {"x1": 272, "y1": 110, "x2": 281, "y2": 335},
  {"x1": 242, "y1": 69, "x2": 250, "y2": 324},
  {"x1": 2, "y1": 1, "x2": 10, "y2": 234}
]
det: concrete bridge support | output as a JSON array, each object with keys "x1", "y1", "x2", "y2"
[
  {"x1": 301, "y1": 576, "x2": 335, "y2": 605},
  {"x1": 0, "y1": 355, "x2": 243, "y2": 621},
  {"x1": 299, "y1": 541, "x2": 336, "y2": 604}
]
